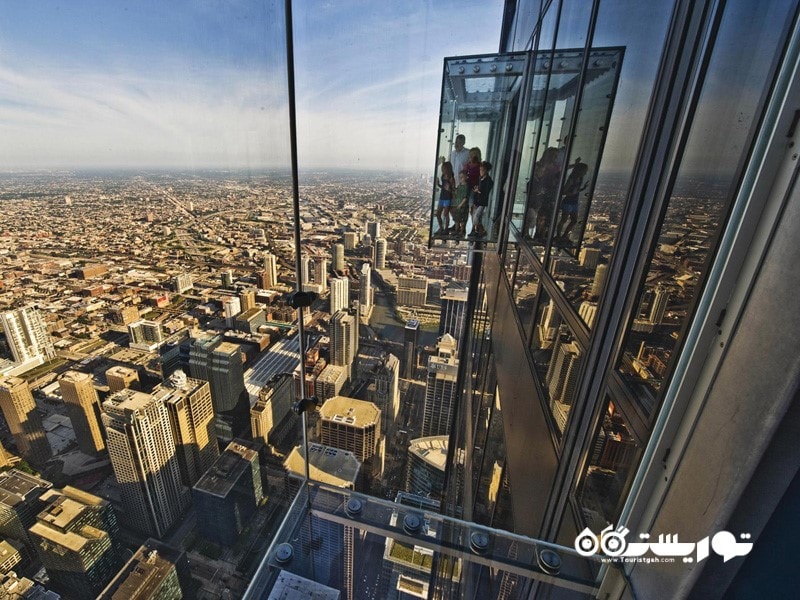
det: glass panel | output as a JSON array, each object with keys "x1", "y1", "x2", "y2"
[
  {"x1": 431, "y1": 53, "x2": 528, "y2": 247},
  {"x1": 504, "y1": 236, "x2": 520, "y2": 285},
  {"x1": 530, "y1": 294, "x2": 583, "y2": 438},
  {"x1": 547, "y1": 0, "x2": 676, "y2": 328},
  {"x1": 576, "y1": 396, "x2": 642, "y2": 534},
  {"x1": 245, "y1": 482, "x2": 603, "y2": 599},
  {"x1": 615, "y1": 0, "x2": 798, "y2": 420},
  {"x1": 512, "y1": 251, "x2": 540, "y2": 335}
]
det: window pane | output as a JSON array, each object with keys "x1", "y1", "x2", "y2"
[
  {"x1": 512, "y1": 251, "x2": 540, "y2": 335},
  {"x1": 530, "y1": 293, "x2": 582, "y2": 437},
  {"x1": 576, "y1": 396, "x2": 642, "y2": 532},
  {"x1": 615, "y1": 0, "x2": 798, "y2": 419}
]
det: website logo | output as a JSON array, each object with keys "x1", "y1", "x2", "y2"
[{"x1": 575, "y1": 525, "x2": 753, "y2": 564}]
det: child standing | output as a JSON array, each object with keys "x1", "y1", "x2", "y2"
[
  {"x1": 470, "y1": 161, "x2": 493, "y2": 238},
  {"x1": 452, "y1": 171, "x2": 470, "y2": 237},
  {"x1": 436, "y1": 161, "x2": 455, "y2": 235}
]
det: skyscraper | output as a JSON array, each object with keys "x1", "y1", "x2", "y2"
[
  {"x1": 58, "y1": 371, "x2": 105, "y2": 455},
  {"x1": 0, "y1": 376, "x2": 51, "y2": 464},
  {"x1": 263, "y1": 252, "x2": 278, "y2": 289},
  {"x1": 239, "y1": 288, "x2": 256, "y2": 311},
  {"x1": 301, "y1": 256, "x2": 313, "y2": 286},
  {"x1": 438, "y1": 282, "x2": 468, "y2": 342},
  {"x1": 127, "y1": 320, "x2": 164, "y2": 351},
  {"x1": 252, "y1": 373, "x2": 298, "y2": 459},
  {"x1": 315, "y1": 258, "x2": 328, "y2": 293},
  {"x1": 421, "y1": 335, "x2": 459, "y2": 438},
  {"x1": 101, "y1": 389, "x2": 189, "y2": 538},
  {"x1": 192, "y1": 439, "x2": 264, "y2": 547},
  {"x1": 0, "y1": 306, "x2": 55, "y2": 370},
  {"x1": 332, "y1": 242, "x2": 345, "y2": 272},
  {"x1": 152, "y1": 370, "x2": 219, "y2": 488},
  {"x1": 329, "y1": 310, "x2": 358, "y2": 382},
  {"x1": 28, "y1": 487, "x2": 122, "y2": 599},
  {"x1": 189, "y1": 334, "x2": 248, "y2": 440},
  {"x1": 0, "y1": 469, "x2": 52, "y2": 554},
  {"x1": 343, "y1": 232, "x2": 357, "y2": 251},
  {"x1": 403, "y1": 319, "x2": 419, "y2": 379},
  {"x1": 367, "y1": 221, "x2": 381, "y2": 240},
  {"x1": 105, "y1": 365, "x2": 139, "y2": 392},
  {"x1": 359, "y1": 262, "x2": 372, "y2": 316},
  {"x1": 318, "y1": 396, "x2": 381, "y2": 465},
  {"x1": 648, "y1": 284, "x2": 670, "y2": 325},
  {"x1": 371, "y1": 354, "x2": 400, "y2": 435},
  {"x1": 374, "y1": 237, "x2": 387, "y2": 270},
  {"x1": 98, "y1": 539, "x2": 189, "y2": 600},
  {"x1": 330, "y1": 277, "x2": 350, "y2": 314}
]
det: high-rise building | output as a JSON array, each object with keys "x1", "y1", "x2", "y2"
[
  {"x1": 0, "y1": 376, "x2": 51, "y2": 464},
  {"x1": 251, "y1": 373, "x2": 294, "y2": 450},
  {"x1": 0, "y1": 306, "x2": 55, "y2": 370},
  {"x1": 263, "y1": 252, "x2": 278, "y2": 289},
  {"x1": 28, "y1": 487, "x2": 123, "y2": 600},
  {"x1": 397, "y1": 275, "x2": 428, "y2": 306},
  {"x1": 98, "y1": 539, "x2": 189, "y2": 600},
  {"x1": 403, "y1": 319, "x2": 419, "y2": 379},
  {"x1": 0, "y1": 470, "x2": 52, "y2": 554},
  {"x1": 359, "y1": 263, "x2": 372, "y2": 314},
  {"x1": 367, "y1": 221, "x2": 381, "y2": 240},
  {"x1": 332, "y1": 243, "x2": 345, "y2": 272},
  {"x1": 648, "y1": 284, "x2": 670, "y2": 325},
  {"x1": 318, "y1": 396, "x2": 381, "y2": 465},
  {"x1": 172, "y1": 273, "x2": 193, "y2": 294},
  {"x1": 329, "y1": 277, "x2": 349, "y2": 314},
  {"x1": 101, "y1": 389, "x2": 189, "y2": 538},
  {"x1": 438, "y1": 282, "x2": 468, "y2": 342},
  {"x1": 590, "y1": 262, "x2": 608, "y2": 298},
  {"x1": 239, "y1": 288, "x2": 256, "y2": 311},
  {"x1": 374, "y1": 238, "x2": 387, "y2": 269},
  {"x1": 578, "y1": 247, "x2": 601, "y2": 270},
  {"x1": 343, "y1": 232, "x2": 357, "y2": 251},
  {"x1": 58, "y1": 371, "x2": 105, "y2": 455},
  {"x1": 192, "y1": 439, "x2": 263, "y2": 547},
  {"x1": 220, "y1": 269, "x2": 234, "y2": 288},
  {"x1": 284, "y1": 443, "x2": 361, "y2": 490},
  {"x1": 405, "y1": 436, "x2": 448, "y2": 498},
  {"x1": 127, "y1": 320, "x2": 164, "y2": 351},
  {"x1": 189, "y1": 334, "x2": 248, "y2": 440},
  {"x1": 314, "y1": 364, "x2": 347, "y2": 403},
  {"x1": 301, "y1": 256, "x2": 313, "y2": 286},
  {"x1": 371, "y1": 354, "x2": 400, "y2": 436},
  {"x1": 315, "y1": 258, "x2": 328, "y2": 293},
  {"x1": 421, "y1": 335, "x2": 459, "y2": 438},
  {"x1": 152, "y1": 370, "x2": 219, "y2": 488},
  {"x1": 329, "y1": 310, "x2": 358, "y2": 382},
  {"x1": 223, "y1": 296, "x2": 242, "y2": 327},
  {"x1": 105, "y1": 365, "x2": 139, "y2": 392}
]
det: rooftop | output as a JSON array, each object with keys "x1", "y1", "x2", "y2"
[
  {"x1": 194, "y1": 439, "x2": 260, "y2": 498},
  {"x1": 318, "y1": 396, "x2": 380, "y2": 427},
  {"x1": 284, "y1": 444, "x2": 361, "y2": 488}
]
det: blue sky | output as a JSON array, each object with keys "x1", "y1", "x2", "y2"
[{"x1": 0, "y1": 1, "x2": 504, "y2": 172}]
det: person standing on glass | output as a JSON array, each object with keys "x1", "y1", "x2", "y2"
[
  {"x1": 469, "y1": 161, "x2": 493, "y2": 239},
  {"x1": 450, "y1": 134, "x2": 469, "y2": 178},
  {"x1": 435, "y1": 161, "x2": 455, "y2": 235}
]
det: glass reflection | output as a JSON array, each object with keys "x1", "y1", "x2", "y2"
[
  {"x1": 512, "y1": 251, "x2": 540, "y2": 334},
  {"x1": 576, "y1": 398, "x2": 641, "y2": 533},
  {"x1": 615, "y1": 0, "x2": 797, "y2": 419},
  {"x1": 530, "y1": 293, "x2": 582, "y2": 437}
]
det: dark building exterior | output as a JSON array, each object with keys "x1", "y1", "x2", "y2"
[
  {"x1": 98, "y1": 539, "x2": 189, "y2": 600},
  {"x1": 192, "y1": 439, "x2": 264, "y2": 547}
]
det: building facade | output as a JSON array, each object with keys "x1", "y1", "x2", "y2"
[{"x1": 101, "y1": 390, "x2": 189, "y2": 538}]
